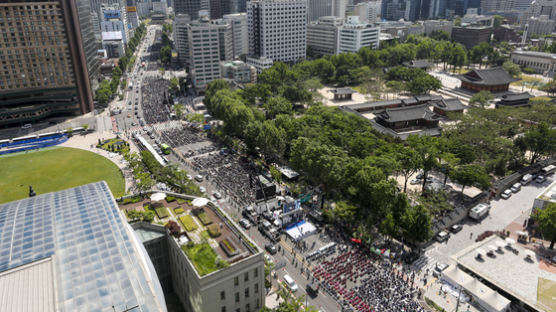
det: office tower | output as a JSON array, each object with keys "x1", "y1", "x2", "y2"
[
  {"x1": 526, "y1": 15, "x2": 555, "y2": 37},
  {"x1": 174, "y1": 0, "x2": 209, "y2": 19},
  {"x1": 223, "y1": 13, "x2": 249, "y2": 58},
  {"x1": 406, "y1": 0, "x2": 432, "y2": 20},
  {"x1": 174, "y1": 14, "x2": 191, "y2": 65},
  {"x1": 0, "y1": 182, "x2": 167, "y2": 311},
  {"x1": 308, "y1": 0, "x2": 333, "y2": 21},
  {"x1": 307, "y1": 16, "x2": 344, "y2": 55},
  {"x1": 209, "y1": 0, "x2": 232, "y2": 18},
  {"x1": 481, "y1": 0, "x2": 515, "y2": 14},
  {"x1": 514, "y1": 0, "x2": 534, "y2": 11},
  {"x1": 188, "y1": 14, "x2": 232, "y2": 90},
  {"x1": 247, "y1": 0, "x2": 307, "y2": 69},
  {"x1": 0, "y1": 0, "x2": 97, "y2": 126},
  {"x1": 333, "y1": 0, "x2": 347, "y2": 17},
  {"x1": 337, "y1": 16, "x2": 380, "y2": 53},
  {"x1": 382, "y1": 0, "x2": 409, "y2": 20},
  {"x1": 354, "y1": 1, "x2": 382, "y2": 23},
  {"x1": 428, "y1": 0, "x2": 448, "y2": 18},
  {"x1": 76, "y1": 0, "x2": 101, "y2": 90},
  {"x1": 101, "y1": 6, "x2": 128, "y2": 42}
]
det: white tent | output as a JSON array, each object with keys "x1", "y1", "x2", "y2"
[
  {"x1": 150, "y1": 192, "x2": 166, "y2": 202},
  {"x1": 192, "y1": 197, "x2": 209, "y2": 207},
  {"x1": 285, "y1": 220, "x2": 317, "y2": 241}
]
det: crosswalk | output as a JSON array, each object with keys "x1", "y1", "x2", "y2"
[{"x1": 411, "y1": 249, "x2": 437, "y2": 273}]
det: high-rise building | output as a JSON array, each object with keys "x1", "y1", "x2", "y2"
[
  {"x1": 481, "y1": 0, "x2": 515, "y2": 14},
  {"x1": 333, "y1": 0, "x2": 347, "y2": 17},
  {"x1": 353, "y1": 1, "x2": 382, "y2": 23},
  {"x1": 174, "y1": 0, "x2": 209, "y2": 20},
  {"x1": 188, "y1": 14, "x2": 232, "y2": 90},
  {"x1": 514, "y1": 0, "x2": 534, "y2": 11},
  {"x1": 307, "y1": 0, "x2": 347, "y2": 21},
  {"x1": 337, "y1": 16, "x2": 380, "y2": 53},
  {"x1": 223, "y1": 13, "x2": 249, "y2": 58},
  {"x1": 307, "y1": 16, "x2": 344, "y2": 55},
  {"x1": 173, "y1": 14, "x2": 191, "y2": 65},
  {"x1": 101, "y1": 7, "x2": 128, "y2": 42},
  {"x1": 0, "y1": 182, "x2": 167, "y2": 311},
  {"x1": 428, "y1": 0, "x2": 448, "y2": 18},
  {"x1": 526, "y1": 15, "x2": 555, "y2": 36},
  {"x1": 0, "y1": 0, "x2": 97, "y2": 126},
  {"x1": 247, "y1": 0, "x2": 307, "y2": 71},
  {"x1": 381, "y1": 0, "x2": 409, "y2": 20}
]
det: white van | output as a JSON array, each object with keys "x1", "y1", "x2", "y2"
[
  {"x1": 541, "y1": 165, "x2": 556, "y2": 176},
  {"x1": 520, "y1": 174, "x2": 533, "y2": 185},
  {"x1": 283, "y1": 274, "x2": 298, "y2": 292}
]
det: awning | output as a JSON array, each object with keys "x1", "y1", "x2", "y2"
[
  {"x1": 192, "y1": 197, "x2": 209, "y2": 206},
  {"x1": 150, "y1": 192, "x2": 166, "y2": 202}
]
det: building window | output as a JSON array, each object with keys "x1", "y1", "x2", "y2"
[
  {"x1": 235, "y1": 292, "x2": 240, "y2": 303},
  {"x1": 221, "y1": 291, "x2": 225, "y2": 300},
  {"x1": 245, "y1": 287, "x2": 249, "y2": 298},
  {"x1": 254, "y1": 268, "x2": 258, "y2": 278},
  {"x1": 244, "y1": 272, "x2": 249, "y2": 282},
  {"x1": 246, "y1": 303, "x2": 250, "y2": 312},
  {"x1": 254, "y1": 283, "x2": 259, "y2": 294},
  {"x1": 234, "y1": 276, "x2": 239, "y2": 286},
  {"x1": 221, "y1": 307, "x2": 226, "y2": 312}
]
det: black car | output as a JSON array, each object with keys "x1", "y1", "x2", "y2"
[
  {"x1": 265, "y1": 244, "x2": 277, "y2": 255},
  {"x1": 450, "y1": 224, "x2": 463, "y2": 233}
]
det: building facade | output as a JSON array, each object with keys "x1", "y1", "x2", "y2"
[
  {"x1": 458, "y1": 67, "x2": 519, "y2": 92},
  {"x1": 173, "y1": 13, "x2": 191, "y2": 66},
  {"x1": 423, "y1": 19, "x2": 453, "y2": 36},
  {"x1": 526, "y1": 15, "x2": 555, "y2": 37},
  {"x1": 101, "y1": 7, "x2": 128, "y2": 42},
  {"x1": 174, "y1": 0, "x2": 209, "y2": 20},
  {"x1": 221, "y1": 60, "x2": 257, "y2": 83},
  {"x1": 337, "y1": 16, "x2": 380, "y2": 53},
  {"x1": 223, "y1": 13, "x2": 249, "y2": 59},
  {"x1": 307, "y1": 16, "x2": 343, "y2": 55},
  {"x1": 511, "y1": 50, "x2": 556, "y2": 75},
  {"x1": 0, "y1": 0, "x2": 96, "y2": 126},
  {"x1": 247, "y1": 0, "x2": 307, "y2": 71},
  {"x1": 451, "y1": 26, "x2": 492, "y2": 49},
  {"x1": 353, "y1": 1, "x2": 381, "y2": 23}
]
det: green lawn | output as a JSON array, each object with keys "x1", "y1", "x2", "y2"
[
  {"x1": 179, "y1": 215, "x2": 198, "y2": 232},
  {"x1": 181, "y1": 243, "x2": 229, "y2": 276},
  {"x1": 0, "y1": 147, "x2": 125, "y2": 204}
]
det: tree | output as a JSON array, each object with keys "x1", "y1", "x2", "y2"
[
  {"x1": 449, "y1": 164, "x2": 491, "y2": 193},
  {"x1": 469, "y1": 90, "x2": 493, "y2": 108},
  {"x1": 503, "y1": 61, "x2": 521, "y2": 77},
  {"x1": 325, "y1": 200, "x2": 358, "y2": 225},
  {"x1": 263, "y1": 96, "x2": 293, "y2": 119},
  {"x1": 408, "y1": 135, "x2": 439, "y2": 193},
  {"x1": 396, "y1": 147, "x2": 421, "y2": 192},
  {"x1": 401, "y1": 204, "x2": 432, "y2": 247},
  {"x1": 406, "y1": 74, "x2": 441, "y2": 95},
  {"x1": 514, "y1": 122, "x2": 556, "y2": 164},
  {"x1": 173, "y1": 104, "x2": 184, "y2": 119},
  {"x1": 429, "y1": 30, "x2": 450, "y2": 41},
  {"x1": 169, "y1": 77, "x2": 180, "y2": 94},
  {"x1": 532, "y1": 203, "x2": 556, "y2": 249},
  {"x1": 493, "y1": 15, "x2": 504, "y2": 27},
  {"x1": 160, "y1": 45, "x2": 172, "y2": 64}
]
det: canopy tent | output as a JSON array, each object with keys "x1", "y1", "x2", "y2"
[
  {"x1": 192, "y1": 197, "x2": 209, "y2": 207},
  {"x1": 150, "y1": 192, "x2": 166, "y2": 202},
  {"x1": 285, "y1": 220, "x2": 317, "y2": 241},
  {"x1": 442, "y1": 266, "x2": 510, "y2": 312}
]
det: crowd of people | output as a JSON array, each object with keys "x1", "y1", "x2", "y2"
[
  {"x1": 141, "y1": 77, "x2": 172, "y2": 124},
  {"x1": 312, "y1": 248, "x2": 423, "y2": 312},
  {"x1": 190, "y1": 152, "x2": 257, "y2": 207},
  {"x1": 159, "y1": 125, "x2": 208, "y2": 148}
]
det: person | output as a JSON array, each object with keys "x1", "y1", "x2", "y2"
[{"x1": 470, "y1": 232, "x2": 473, "y2": 239}]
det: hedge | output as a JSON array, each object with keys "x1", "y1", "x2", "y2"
[
  {"x1": 180, "y1": 215, "x2": 198, "y2": 232},
  {"x1": 166, "y1": 195, "x2": 176, "y2": 202},
  {"x1": 196, "y1": 211, "x2": 212, "y2": 225},
  {"x1": 155, "y1": 207, "x2": 169, "y2": 218},
  {"x1": 207, "y1": 224, "x2": 221, "y2": 237},
  {"x1": 122, "y1": 196, "x2": 142, "y2": 204},
  {"x1": 174, "y1": 207, "x2": 185, "y2": 215}
]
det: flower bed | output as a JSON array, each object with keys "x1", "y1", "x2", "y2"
[
  {"x1": 174, "y1": 207, "x2": 185, "y2": 215},
  {"x1": 155, "y1": 207, "x2": 169, "y2": 218},
  {"x1": 180, "y1": 215, "x2": 198, "y2": 232},
  {"x1": 207, "y1": 224, "x2": 221, "y2": 238},
  {"x1": 196, "y1": 211, "x2": 212, "y2": 225},
  {"x1": 219, "y1": 238, "x2": 239, "y2": 257}
]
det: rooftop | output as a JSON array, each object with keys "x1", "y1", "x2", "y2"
[
  {"x1": 458, "y1": 67, "x2": 520, "y2": 86},
  {"x1": 499, "y1": 92, "x2": 533, "y2": 101},
  {"x1": 0, "y1": 182, "x2": 165, "y2": 312},
  {"x1": 403, "y1": 59, "x2": 431, "y2": 68},
  {"x1": 433, "y1": 98, "x2": 467, "y2": 111},
  {"x1": 536, "y1": 178, "x2": 556, "y2": 202},
  {"x1": 376, "y1": 104, "x2": 442, "y2": 123},
  {"x1": 454, "y1": 235, "x2": 556, "y2": 311},
  {"x1": 331, "y1": 87, "x2": 356, "y2": 95},
  {"x1": 102, "y1": 31, "x2": 123, "y2": 41},
  {"x1": 120, "y1": 192, "x2": 258, "y2": 278},
  {"x1": 511, "y1": 50, "x2": 556, "y2": 59}
]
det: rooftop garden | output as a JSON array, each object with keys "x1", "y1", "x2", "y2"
[
  {"x1": 182, "y1": 242, "x2": 229, "y2": 276},
  {"x1": 179, "y1": 215, "x2": 198, "y2": 232}
]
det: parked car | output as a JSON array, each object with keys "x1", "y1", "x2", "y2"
[
  {"x1": 450, "y1": 224, "x2": 463, "y2": 233},
  {"x1": 436, "y1": 231, "x2": 450, "y2": 242},
  {"x1": 510, "y1": 182, "x2": 521, "y2": 193},
  {"x1": 433, "y1": 263, "x2": 449, "y2": 278},
  {"x1": 500, "y1": 189, "x2": 512, "y2": 199},
  {"x1": 21, "y1": 124, "x2": 32, "y2": 129},
  {"x1": 186, "y1": 174, "x2": 193, "y2": 180},
  {"x1": 536, "y1": 175, "x2": 546, "y2": 183},
  {"x1": 199, "y1": 186, "x2": 206, "y2": 193},
  {"x1": 520, "y1": 174, "x2": 534, "y2": 185},
  {"x1": 239, "y1": 219, "x2": 251, "y2": 229},
  {"x1": 265, "y1": 243, "x2": 277, "y2": 255},
  {"x1": 213, "y1": 192, "x2": 222, "y2": 199},
  {"x1": 194, "y1": 175, "x2": 203, "y2": 182}
]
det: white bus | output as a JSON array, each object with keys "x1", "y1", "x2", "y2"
[{"x1": 541, "y1": 165, "x2": 556, "y2": 176}]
